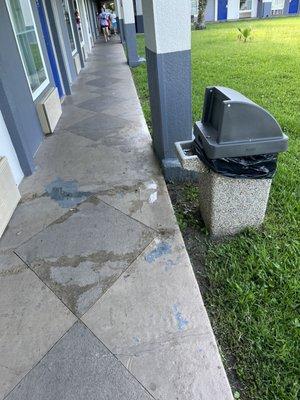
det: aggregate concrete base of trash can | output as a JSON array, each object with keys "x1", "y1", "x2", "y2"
[
  {"x1": 198, "y1": 165, "x2": 272, "y2": 237},
  {"x1": 175, "y1": 140, "x2": 272, "y2": 237}
]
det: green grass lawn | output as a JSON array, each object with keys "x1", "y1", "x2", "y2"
[{"x1": 132, "y1": 17, "x2": 300, "y2": 400}]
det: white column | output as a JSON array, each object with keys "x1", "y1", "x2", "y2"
[
  {"x1": 141, "y1": 0, "x2": 192, "y2": 180},
  {"x1": 78, "y1": 0, "x2": 92, "y2": 54},
  {"x1": 122, "y1": 0, "x2": 141, "y2": 67},
  {"x1": 115, "y1": 0, "x2": 125, "y2": 42},
  {"x1": 134, "y1": 0, "x2": 144, "y2": 32}
]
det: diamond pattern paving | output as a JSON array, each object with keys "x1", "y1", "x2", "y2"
[
  {"x1": 66, "y1": 113, "x2": 134, "y2": 141},
  {"x1": 83, "y1": 234, "x2": 232, "y2": 400},
  {"x1": 0, "y1": 252, "x2": 75, "y2": 399},
  {"x1": 15, "y1": 199, "x2": 156, "y2": 316},
  {"x1": 85, "y1": 77, "x2": 123, "y2": 88},
  {"x1": 5, "y1": 322, "x2": 154, "y2": 400},
  {"x1": 77, "y1": 95, "x2": 124, "y2": 113}
]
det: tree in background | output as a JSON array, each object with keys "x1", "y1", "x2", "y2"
[{"x1": 195, "y1": 0, "x2": 207, "y2": 30}]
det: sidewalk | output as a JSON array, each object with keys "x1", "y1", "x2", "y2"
[{"x1": 0, "y1": 38, "x2": 233, "y2": 400}]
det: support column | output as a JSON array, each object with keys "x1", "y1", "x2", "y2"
[
  {"x1": 122, "y1": 0, "x2": 143, "y2": 67},
  {"x1": 142, "y1": 0, "x2": 193, "y2": 180},
  {"x1": 87, "y1": 0, "x2": 97, "y2": 41},
  {"x1": 115, "y1": 0, "x2": 125, "y2": 43},
  {"x1": 68, "y1": 0, "x2": 85, "y2": 67},
  {"x1": 134, "y1": 0, "x2": 144, "y2": 33},
  {"x1": 92, "y1": 2, "x2": 99, "y2": 37}
]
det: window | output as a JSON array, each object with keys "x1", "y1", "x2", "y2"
[
  {"x1": 240, "y1": 0, "x2": 252, "y2": 11},
  {"x1": 61, "y1": 0, "x2": 77, "y2": 55},
  {"x1": 6, "y1": 0, "x2": 49, "y2": 99},
  {"x1": 271, "y1": 0, "x2": 285, "y2": 10},
  {"x1": 74, "y1": 0, "x2": 84, "y2": 45}
]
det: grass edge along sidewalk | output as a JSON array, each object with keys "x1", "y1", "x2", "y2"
[{"x1": 132, "y1": 17, "x2": 300, "y2": 400}]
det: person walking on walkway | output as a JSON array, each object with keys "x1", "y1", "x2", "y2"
[
  {"x1": 98, "y1": 8, "x2": 110, "y2": 42},
  {"x1": 110, "y1": 11, "x2": 117, "y2": 35}
]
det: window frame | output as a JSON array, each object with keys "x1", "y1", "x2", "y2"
[
  {"x1": 74, "y1": 0, "x2": 85, "y2": 47},
  {"x1": 239, "y1": 0, "x2": 253, "y2": 12},
  {"x1": 6, "y1": 0, "x2": 50, "y2": 101},
  {"x1": 271, "y1": 0, "x2": 285, "y2": 10},
  {"x1": 62, "y1": 0, "x2": 78, "y2": 56}
]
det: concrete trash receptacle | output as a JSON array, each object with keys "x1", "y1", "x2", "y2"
[{"x1": 175, "y1": 87, "x2": 288, "y2": 238}]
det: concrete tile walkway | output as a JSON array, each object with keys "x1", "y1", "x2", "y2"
[{"x1": 0, "y1": 38, "x2": 233, "y2": 400}]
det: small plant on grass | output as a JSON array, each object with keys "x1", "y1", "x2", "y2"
[
  {"x1": 237, "y1": 27, "x2": 252, "y2": 42},
  {"x1": 195, "y1": 0, "x2": 208, "y2": 30}
]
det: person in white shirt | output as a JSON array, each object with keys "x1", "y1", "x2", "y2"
[
  {"x1": 98, "y1": 8, "x2": 110, "y2": 42},
  {"x1": 110, "y1": 12, "x2": 117, "y2": 35}
]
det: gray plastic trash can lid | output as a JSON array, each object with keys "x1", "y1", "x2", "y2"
[{"x1": 194, "y1": 86, "x2": 288, "y2": 159}]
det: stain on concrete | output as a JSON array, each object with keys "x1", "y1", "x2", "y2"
[
  {"x1": 45, "y1": 178, "x2": 91, "y2": 208},
  {"x1": 165, "y1": 259, "x2": 176, "y2": 272},
  {"x1": 76, "y1": 285, "x2": 104, "y2": 316},
  {"x1": 149, "y1": 383, "x2": 157, "y2": 392},
  {"x1": 145, "y1": 180, "x2": 157, "y2": 191},
  {"x1": 173, "y1": 304, "x2": 189, "y2": 331},
  {"x1": 148, "y1": 192, "x2": 157, "y2": 204},
  {"x1": 26, "y1": 249, "x2": 141, "y2": 317},
  {"x1": 50, "y1": 261, "x2": 99, "y2": 287},
  {"x1": 144, "y1": 242, "x2": 172, "y2": 263}
]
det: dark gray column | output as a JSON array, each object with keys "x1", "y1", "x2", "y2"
[
  {"x1": 134, "y1": 0, "x2": 144, "y2": 33},
  {"x1": 122, "y1": 0, "x2": 143, "y2": 67},
  {"x1": 0, "y1": 2, "x2": 47, "y2": 176},
  {"x1": 142, "y1": 0, "x2": 193, "y2": 180}
]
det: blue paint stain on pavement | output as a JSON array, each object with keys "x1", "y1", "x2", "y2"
[
  {"x1": 144, "y1": 242, "x2": 171, "y2": 263},
  {"x1": 45, "y1": 178, "x2": 91, "y2": 208},
  {"x1": 165, "y1": 259, "x2": 176, "y2": 272},
  {"x1": 173, "y1": 304, "x2": 189, "y2": 331}
]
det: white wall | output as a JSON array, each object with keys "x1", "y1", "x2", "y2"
[
  {"x1": 0, "y1": 110, "x2": 24, "y2": 185},
  {"x1": 79, "y1": 0, "x2": 92, "y2": 54},
  {"x1": 228, "y1": 0, "x2": 241, "y2": 19},
  {"x1": 251, "y1": 0, "x2": 258, "y2": 17},
  {"x1": 227, "y1": 0, "x2": 259, "y2": 19}
]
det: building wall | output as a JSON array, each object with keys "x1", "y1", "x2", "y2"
[
  {"x1": 51, "y1": 0, "x2": 78, "y2": 84},
  {"x1": 198, "y1": 0, "x2": 299, "y2": 21},
  {"x1": 0, "y1": 0, "x2": 97, "y2": 180},
  {"x1": 0, "y1": 110, "x2": 23, "y2": 185},
  {"x1": 205, "y1": 0, "x2": 216, "y2": 21},
  {"x1": 227, "y1": 0, "x2": 240, "y2": 19},
  {"x1": 0, "y1": 1, "x2": 44, "y2": 176}
]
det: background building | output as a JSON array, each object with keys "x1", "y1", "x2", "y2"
[{"x1": 191, "y1": 0, "x2": 299, "y2": 21}]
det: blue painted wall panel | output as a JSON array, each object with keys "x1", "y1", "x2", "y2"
[
  {"x1": 289, "y1": 0, "x2": 299, "y2": 13},
  {"x1": 218, "y1": 0, "x2": 228, "y2": 20},
  {"x1": 36, "y1": 0, "x2": 64, "y2": 98}
]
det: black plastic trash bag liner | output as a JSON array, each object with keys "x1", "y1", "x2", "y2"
[{"x1": 194, "y1": 140, "x2": 277, "y2": 179}]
